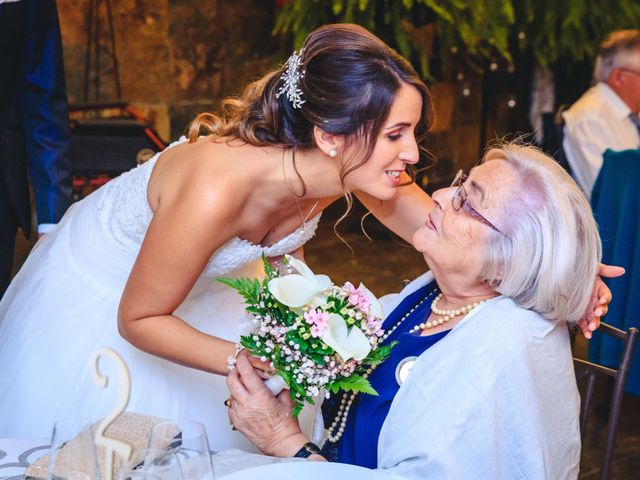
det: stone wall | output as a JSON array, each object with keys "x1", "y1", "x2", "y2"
[
  {"x1": 57, "y1": 0, "x2": 279, "y2": 141},
  {"x1": 56, "y1": 1, "x2": 489, "y2": 183}
]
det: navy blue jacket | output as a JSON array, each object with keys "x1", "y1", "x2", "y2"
[{"x1": 0, "y1": 0, "x2": 72, "y2": 235}]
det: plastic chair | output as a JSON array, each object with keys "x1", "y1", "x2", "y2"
[{"x1": 574, "y1": 322, "x2": 639, "y2": 479}]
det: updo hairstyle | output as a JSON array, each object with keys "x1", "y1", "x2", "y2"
[{"x1": 188, "y1": 23, "x2": 434, "y2": 184}]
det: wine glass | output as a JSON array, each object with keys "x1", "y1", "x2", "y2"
[
  {"x1": 48, "y1": 417, "x2": 98, "y2": 480},
  {"x1": 148, "y1": 420, "x2": 214, "y2": 480},
  {"x1": 118, "y1": 472, "x2": 161, "y2": 480},
  {"x1": 141, "y1": 449, "x2": 184, "y2": 480}
]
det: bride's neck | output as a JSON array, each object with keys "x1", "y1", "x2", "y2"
[
  {"x1": 282, "y1": 148, "x2": 345, "y2": 199},
  {"x1": 245, "y1": 147, "x2": 340, "y2": 217}
]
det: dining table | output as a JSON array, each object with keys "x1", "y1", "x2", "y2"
[{"x1": 0, "y1": 437, "x2": 386, "y2": 480}]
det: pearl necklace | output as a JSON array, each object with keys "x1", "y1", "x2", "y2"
[
  {"x1": 408, "y1": 293, "x2": 486, "y2": 333},
  {"x1": 325, "y1": 287, "x2": 439, "y2": 443}
]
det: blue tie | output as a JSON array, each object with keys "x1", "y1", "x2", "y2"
[{"x1": 630, "y1": 113, "x2": 640, "y2": 141}]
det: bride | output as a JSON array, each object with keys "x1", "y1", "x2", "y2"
[
  {"x1": 0, "y1": 24, "x2": 613, "y2": 447},
  {"x1": 0, "y1": 24, "x2": 432, "y2": 446}
]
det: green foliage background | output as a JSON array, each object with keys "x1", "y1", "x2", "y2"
[{"x1": 275, "y1": 0, "x2": 640, "y2": 77}]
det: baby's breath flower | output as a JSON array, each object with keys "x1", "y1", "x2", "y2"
[{"x1": 226, "y1": 256, "x2": 388, "y2": 416}]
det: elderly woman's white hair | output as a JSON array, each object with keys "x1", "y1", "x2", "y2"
[{"x1": 479, "y1": 143, "x2": 602, "y2": 324}]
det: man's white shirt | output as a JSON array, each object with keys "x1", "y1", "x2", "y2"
[{"x1": 563, "y1": 82, "x2": 640, "y2": 198}]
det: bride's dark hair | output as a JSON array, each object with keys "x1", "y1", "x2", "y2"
[{"x1": 188, "y1": 23, "x2": 434, "y2": 227}]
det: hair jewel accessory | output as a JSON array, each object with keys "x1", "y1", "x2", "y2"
[{"x1": 276, "y1": 48, "x2": 306, "y2": 109}]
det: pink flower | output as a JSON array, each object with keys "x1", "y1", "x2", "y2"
[
  {"x1": 343, "y1": 282, "x2": 356, "y2": 295},
  {"x1": 342, "y1": 283, "x2": 373, "y2": 312},
  {"x1": 304, "y1": 309, "x2": 318, "y2": 325},
  {"x1": 305, "y1": 309, "x2": 330, "y2": 337},
  {"x1": 365, "y1": 316, "x2": 384, "y2": 337}
]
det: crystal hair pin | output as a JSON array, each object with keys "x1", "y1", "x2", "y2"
[{"x1": 276, "y1": 48, "x2": 306, "y2": 109}]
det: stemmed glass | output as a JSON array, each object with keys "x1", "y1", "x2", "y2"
[
  {"x1": 118, "y1": 472, "x2": 161, "y2": 480},
  {"x1": 139, "y1": 449, "x2": 184, "y2": 480},
  {"x1": 148, "y1": 420, "x2": 215, "y2": 480},
  {"x1": 48, "y1": 417, "x2": 98, "y2": 480}
]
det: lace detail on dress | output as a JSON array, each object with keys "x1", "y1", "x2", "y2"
[
  {"x1": 96, "y1": 158, "x2": 157, "y2": 260},
  {"x1": 203, "y1": 214, "x2": 321, "y2": 276},
  {"x1": 96, "y1": 137, "x2": 322, "y2": 276}
]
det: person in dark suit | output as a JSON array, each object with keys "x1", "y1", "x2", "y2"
[{"x1": 0, "y1": 0, "x2": 73, "y2": 297}]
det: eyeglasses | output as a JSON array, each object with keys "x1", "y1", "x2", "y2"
[
  {"x1": 619, "y1": 67, "x2": 640, "y2": 77},
  {"x1": 450, "y1": 169, "x2": 507, "y2": 237}
]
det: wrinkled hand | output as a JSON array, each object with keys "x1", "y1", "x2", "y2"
[
  {"x1": 239, "y1": 349, "x2": 275, "y2": 380},
  {"x1": 226, "y1": 355, "x2": 308, "y2": 457},
  {"x1": 578, "y1": 263, "x2": 625, "y2": 339}
]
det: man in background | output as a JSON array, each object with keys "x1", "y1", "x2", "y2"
[
  {"x1": 0, "y1": 0, "x2": 73, "y2": 297},
  {"x1": 563, "y1": 29, "x2": 640, "y2": 198}
]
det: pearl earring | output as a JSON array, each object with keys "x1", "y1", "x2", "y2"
[{"x1": 329, "y1": 148, "x2": 337, "y2": 158}]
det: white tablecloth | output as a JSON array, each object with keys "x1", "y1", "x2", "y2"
[
  {"x1": 0, "y1": 439, "x2": 384, "y2": 479},
  {"x1": 0, "y1": 438, "x2": 49, "y2": 479}
]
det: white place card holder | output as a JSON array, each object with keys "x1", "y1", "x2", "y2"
[{"x1": 91, "y1": 347, "x2": 134, "y2": 480}]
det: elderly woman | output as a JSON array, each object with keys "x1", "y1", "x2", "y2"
[{"x1": 226, "y1": 143, "x2": 601, "y2": 479}]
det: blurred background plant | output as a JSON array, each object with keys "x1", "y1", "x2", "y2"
[
  {"x1": 273, "y1": 0, "x2": 640, "y2": 230},
  {"x1": 275, "y1": 0, "x2": 640, "y2": 79}
]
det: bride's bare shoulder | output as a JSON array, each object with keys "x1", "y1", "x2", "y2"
[{"x1": 148, "y1": 136, "x2": 277, "y2": 210}]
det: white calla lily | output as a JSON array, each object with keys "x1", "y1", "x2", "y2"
[
  {"x1": 285, "y1": 255, "x2": 315, "y2": 280},
  {"x1": 314, "y1": 274, "x2": 332, "y2": 290},
  {"x1": 285, "y1": 255, "x2": 332, "y2": 289},
  {"x1": 358, "y1": 283, "x2": 383, "y2": 319},
  {"x1": 267, "y1": 255, "x2": 332, "y2": 308},
  {"x1": 268, "y1": 274, "x2": 321, "y2": 308},
  {"x1": 321, "y1": 313, "x2": 372, "y2": 362}
]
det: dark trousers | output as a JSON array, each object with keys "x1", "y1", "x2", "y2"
[{"x1": 0, "y1": 182, "x2": 19, "y2": 298}]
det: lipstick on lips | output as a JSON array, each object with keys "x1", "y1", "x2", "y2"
[
  {"x1": 426, "y1": 213, "x2": 437, "y2": 231},
  {"x1": 386, "y1": 170, "x2": 402, "y2": 185}
]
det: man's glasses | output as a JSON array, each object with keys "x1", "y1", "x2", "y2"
[
  {"x1": 450, "y1": 170, "x2": 507, "y2": 237},
  {"x1": 619, "y1": 67, "x2": 640, "y2": 77}
]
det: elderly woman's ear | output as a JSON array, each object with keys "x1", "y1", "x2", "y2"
[{"x1": 226, "y1": 355, "x2": 310, "y2": 457}]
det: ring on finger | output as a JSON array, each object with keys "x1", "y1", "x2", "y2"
[{"x1": 224, "y1": 397, "x2": 233, "y2": 408}]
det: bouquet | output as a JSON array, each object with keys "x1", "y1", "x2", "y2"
[{"x1": 218, "y1": 255, "x2": 397, "y2": 416}]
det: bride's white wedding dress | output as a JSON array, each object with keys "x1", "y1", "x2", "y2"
[{"x1": 0, "y1": 140, "x2": 321, "y2": 449}]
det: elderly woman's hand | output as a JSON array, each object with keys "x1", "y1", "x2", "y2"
[
  {"x1": 578, "y1": 263, "x2": 625, "y2": 338},
  {"x1": 226, "y1": 355, "x2": 309, "y2": 457}
]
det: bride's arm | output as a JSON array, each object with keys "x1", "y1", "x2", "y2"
[
  {"x1": 117, "y1": 182, "x2": 244, "y2": 375},
  {"x1": 356, "y1": 173, "x2": 435, "y2": 243},
  {"x1": 358, "y1": 174, "x2": 618, "y2": 340}
]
